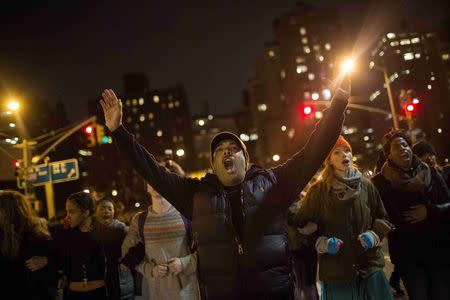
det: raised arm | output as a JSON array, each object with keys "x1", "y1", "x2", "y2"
[
  {"x1": 273, "y1": 93, "x2": 348, "y2": 208},
  {"x1": 101, "y1": 89, "x2": 197, "y2": 219}
]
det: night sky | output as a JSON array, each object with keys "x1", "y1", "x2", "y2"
[{"x1": 1, "y1": 0, "x2": 448, "y2": 122}]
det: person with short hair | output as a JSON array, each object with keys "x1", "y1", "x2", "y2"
[
  {"x1": 373, "y1": 130, "x2": 450, "y2": 299},
  {"x1": 100, "y1": 82, "x2": 348, "y2": 299}
]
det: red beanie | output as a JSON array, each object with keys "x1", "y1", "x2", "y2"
[{"x1": 327, "y1": 135, "x2": 352, "y2": 160}]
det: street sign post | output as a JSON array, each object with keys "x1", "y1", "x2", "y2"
[{"x1": 26, "y1": 158, "x2": 79, "y2": 186}]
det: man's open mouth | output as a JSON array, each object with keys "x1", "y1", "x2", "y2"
[{"x1": 223, "y1": 157, "x2": 235, "y2": 172}]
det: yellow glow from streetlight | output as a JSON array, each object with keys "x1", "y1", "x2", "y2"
[
  {"x1": 341, "y1": 59, "x2": 355, "y2": 74},
  {"x1": 7, "y1": 100, "x2": 20, "y2": 111}
]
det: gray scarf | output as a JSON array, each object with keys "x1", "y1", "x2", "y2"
[{"x1": 331, "y1": 168, "x2": 362, "y2": 200}]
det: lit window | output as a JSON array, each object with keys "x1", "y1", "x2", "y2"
[
  {"x1": 257, "y1": 104, "x2": 267, "y2": 111},
  {"x1": 153, "y1": 95, "x2": 160, "y2": 103},
  {"x1": 400, "y1": 39, "x2": 411, "y2": 45},
  {"x1": 156, "y1": 130, "x2": 163, "y2": 137},
  {"x1": 387, "y1": 33, "x2": 396, "y2": 39},
  {"x1": 168, "y1": 94, "x2": 173, "y2": 100},
  {"x1": 318, "y1": 55, "x2": 324, "y2": 62},
  {"x1": 198, "y1": 119, "x2": 205, "y2": 126},
  {"x1": 379, "y1": 51, "x2": 385, "y2": 57},
  {"x1": 431, "y1": 76, "x2": 435, "y2": 81},
  {"x1": 148, "y1": 112, "x2": 154, "y2": 120},
  {"x1": 132, "y1": 99, "x2": 137, "y2": 106},
  {"x1": 308, "y1": 73, "x2": 315, "y2": 81},
  {"x1": 322, "y1": 89, "x2": 331, "y2": 100},
  {"x1": 427, "y1": 84, "x2": 432, "y2": 90},
  {"x1": 402, "y1": 69, "x2": 410, "y2": 74},
  {"x1": 168, "y1": 102, "x2": 174, "y2": 109},
  {"x1": 280, "y1": 70, "x2": 286, "y2": 78},
  {"x1": 411, "y1": 37, "x2": 420, "y2": 43},
  {"x1": 281, "y1": 125, "x2": 287, "y2": 132},
  {"x1": 443, "y1": 53, "x2": 449, "y2": 60},
  {"x1": 296, "y1": 65, "x2": 308, "y2": 74},
  {"x1": 139, "y1": 114, "x2": 145, "y2": 122},
  {"x1": 414, "y1": 53, "x2": 421, "y2": 59},
  {"x1": 315, "y1": 111, "x2": 323, "y2": 119},
  {"x1": 303, "y1": 46, "x2": 311, "y2": 54},
  {"x1": 172, "y1": 136, "x2": 178, "y2": 142},
  {"x1": 296, "y1": 57, "x2": 305, "y2": 64},
  {"x1": 302, "y1": 37, "x2": 308, "y2": 44},
  {"x1": 363, "y1": 136, "x2": 369, "y2": 141},
  {"x1": 138, "y1": 97, "x2": 144, "y2": 105},
  {"x1": 300, "y1": 27, "x2": 307, "y2": 35},
  {"x1": 390, "y1": 41, "x2": 399, "y2": 47},
  {"x1": 324, "y1": 43, "x2": 331, "y2": 50},
  {"x1": 125, "y1": 99, "x2": 131, "y2": 106},
  {"x1": 127, "y1": 117, "x2": 132, "y2": 123},
  {"x1": 268, "y1": 50, "x2": 275, "y2": 57},
  {"x1": 175, "y1": 101, "x2": 180, "y2": 107},
  {"x1": 132, "y1": 108, "x2": 137, "y2": 114},
  {"x1": 313, "y1": 44, "x2": 320, "y2": 51},
  {"x1": 161, "y1": 103, "x2": 166, "y2": 109},
  {"x1": 396, "y1": 49, "x2": 401, "y2": 54},
  {"x1": 312, "y1": 92, "x2": 319, "y2": 101},
  {"x1": 304, "y1": 91, "x2": 311, "y2": 99},
  {"x1": 437, "y1": 128, "x2": 442, "y2": 134},
  {"x1": 404, "y1": 53, "x2": 414, "y2": 60}
]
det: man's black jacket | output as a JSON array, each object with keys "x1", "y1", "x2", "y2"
[{"x1": 112, "y1": 99, "x2": 347, "y2": 299}]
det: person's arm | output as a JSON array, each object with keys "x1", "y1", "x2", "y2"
[
  {"x1": 272, "y1": 96, "x2": 347, "y2": 210},
  {"x1": 101, "y1": 89, "x2": 198, "y2": 219},
  {"x1": 178, "y1": 252, "x2": 197, "y2": 276}
]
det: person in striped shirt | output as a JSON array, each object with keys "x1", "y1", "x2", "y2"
[{"x1": 121, "y1": 161, "x2": 199, "y2": 300}]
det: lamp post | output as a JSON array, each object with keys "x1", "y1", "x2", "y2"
[{"x1": 369, "y1": 62, "x2": 399, "y2": 129}]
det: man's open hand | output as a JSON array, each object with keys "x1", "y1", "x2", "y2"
[{"x1": 100, "y1": 89, "x2": 123, "y2": 132}]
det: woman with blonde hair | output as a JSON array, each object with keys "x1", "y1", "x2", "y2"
[
  {"x1": 291, "y1": 136, "x2": 394, "y2": 299},
  {"x1": 0, "y1": 190, "x2": 52, "y2": 299}
]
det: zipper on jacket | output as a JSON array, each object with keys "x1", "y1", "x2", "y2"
[{"x1": 224, "y1": 189, "x2": 245, "y2": 256}]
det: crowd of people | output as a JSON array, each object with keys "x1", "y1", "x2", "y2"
[{"x1": 1, "y1": 84, "x2": 449, "y2": 300}]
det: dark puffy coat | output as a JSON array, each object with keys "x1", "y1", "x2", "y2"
[{"x1": 112, "y1": 99, "x2": 347, "y2": 299}]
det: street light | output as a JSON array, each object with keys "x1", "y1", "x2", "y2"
[
  {"x1": 341, "y1": 58, "x2": 355, "y2": 74},
  {"x1": 7, "y1": 100, "x2": 20, "y2": 111},
  {"x1": 369, "y1": 62, "x2": 399, "y2": 129}
]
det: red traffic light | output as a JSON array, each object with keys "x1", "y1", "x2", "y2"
[
  {"x1": 406, "y1": 104, "x2": 415, "y2": 112},
  {"x1": 13, "y1": 160, "x2": 19, "y2": 168},
  {"x1": 84, "y1": 125, "x2": 93, "y2": 135},
  {"x1": 303, "y1": 106, "x2": 313, "y2": 115}
]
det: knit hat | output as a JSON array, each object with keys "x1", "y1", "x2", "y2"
[
  {"x1": 412, "y1": 140, "x2": 436, "y2": 158},
  {"x1": 327, "y1": 135, "x2": 352, "y2": 160},
  {"x1": 210, "y1": 132, "x2": 249, "y2": 165}
]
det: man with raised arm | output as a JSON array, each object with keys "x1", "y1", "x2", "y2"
[{"x1": 100, "y1": 84, "x2": 348, "y2": 300}]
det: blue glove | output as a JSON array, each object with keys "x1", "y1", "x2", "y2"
[
  {"x1": 358, "y1": 232, "x2": 375, "y2": 251},
  {"x1": 327, "y1": 237, "x2": 343, "y2": 254}
]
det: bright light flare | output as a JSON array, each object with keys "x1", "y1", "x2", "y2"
[
  {"x1": 341, "y1": 58, "x2": 355, "y2": 74},
  {"x1": 7, "y1": 100, "x2": 20, "y2": 111}
]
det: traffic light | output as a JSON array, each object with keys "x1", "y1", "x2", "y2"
[
  {"x1": 404, "y1": 100, "x2": 418, "y2": 117},
  {"x1": 96, "y1": 124, "x2": 106, "y2": 145},
  {"x1": 84, "y1": 125, "x2": 96, "y2": 147},
  {"x1": 297, "y1": 104, "x2": 314, "y2": 118}
]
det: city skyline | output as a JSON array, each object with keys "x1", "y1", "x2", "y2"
[{"x1": 1, "y1": 0, "x2": 448, "y2": 122}]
